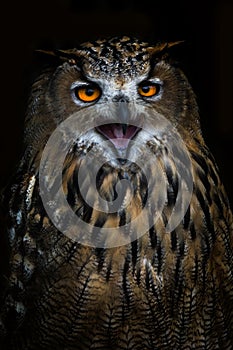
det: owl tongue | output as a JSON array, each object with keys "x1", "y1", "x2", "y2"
[{"x1": 96, "y1": 123, "x2": 140, "y2": 149}]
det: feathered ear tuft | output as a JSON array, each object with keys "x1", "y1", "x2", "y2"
[
  {"x1": 147, "y1": 40, "x2": 185, "y2": 59},
  {"x1": 35, "y1": 49, "x2": 84, "y2": 65},
  {"x1": 166, "y1": 40, "x2": 185, "y2": 49}
]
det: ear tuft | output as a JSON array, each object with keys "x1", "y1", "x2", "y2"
[
  {"x1": 147, "y1": 40, "x2": 185, "y2": 57},
  {"x1": 166, "y1": 40, "x2": 185, "y2": 49},
  {"x1": 35, "y1": 49, "x2": 80, "y2": 65}
]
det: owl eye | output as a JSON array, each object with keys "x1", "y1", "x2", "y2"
[
  {"x1": 73, "y1": 84, "x2": 101, "y2": 103},
  {"x1": 138, "y1": 81, "x2": 161, "y2": 97}
]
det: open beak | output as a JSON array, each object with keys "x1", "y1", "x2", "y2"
[{"x1": 96, "y1": 102, "x2": 141, "y2": 150}]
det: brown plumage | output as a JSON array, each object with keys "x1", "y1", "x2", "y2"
[{"x1": 0, "y1": 36, "x2": 233, "y2": 349}]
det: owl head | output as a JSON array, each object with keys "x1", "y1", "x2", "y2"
[{"x1": 25, "y1": 36, "x2": 201, "y2": 157}]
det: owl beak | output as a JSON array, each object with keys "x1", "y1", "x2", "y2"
[
  {"x1": 122, "y1": 123, "x2": 127, "y2": 135},
  {"x1": 96, "y1": 123, "x2": 141, "y2": 150},
  {"x1": 96, "y1": 100, "x2": 142, "y2": 150},
  {"x1": 118, "y1": 100, "x2": 129, "y2": 135}
]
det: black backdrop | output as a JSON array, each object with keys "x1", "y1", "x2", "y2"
[{"x1": 0, "y1": 0, "x2": 232, "y2": 204}]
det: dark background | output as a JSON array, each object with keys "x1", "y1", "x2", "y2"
[{"x1": 0, "y1": 0, "x2": 232, "y2": 204}]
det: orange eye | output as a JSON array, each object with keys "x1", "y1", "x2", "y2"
[
  {"x1": 74, "y1": 84, "x2": 101, "y2": 102},
  {"x1": 138, "y1": 82, "x2": 160, "y2": 97}
]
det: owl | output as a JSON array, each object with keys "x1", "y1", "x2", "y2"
[{"x1": 0, "y1": 36, "x2": 233, "y2": 350}]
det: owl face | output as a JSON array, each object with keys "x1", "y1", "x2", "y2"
[
  {"x1": 31, "y1": 36, "x2": 199, "y2": 171},
  {"x1": 70, "y1": 39, "x2": 163, "y2": 163}
]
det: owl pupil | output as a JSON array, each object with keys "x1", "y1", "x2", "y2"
[
  {"x1": 142, "y1": 86, "x2": 150, "y2": 93},
  {"x1": 85, "y1": 88, "x2": 94, "y2": 96}
]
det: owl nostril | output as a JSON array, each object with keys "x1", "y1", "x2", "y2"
[{"x1": 112, "y1": 95, "x2": 130, "y2": 103}]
